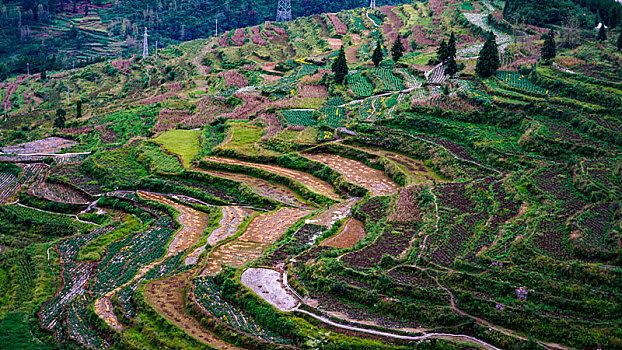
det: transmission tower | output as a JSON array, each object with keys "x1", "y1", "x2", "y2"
[
  {"x1": 276, "y1": 0, "x2": 292, "y2": 22},
  {"x1": 142, "y1": 27, "x2": 149, "y2": 59},
  {"x1": 370, "y1": 0, "x2": 376, "y2": 9}
]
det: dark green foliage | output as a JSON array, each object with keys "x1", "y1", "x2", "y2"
[
  {"x1": 447, "y1": 32, "x2": 457, "y2": 59},
  {"x1": 391, "y1": 35, "x2": 405, "y2": 62},
  {"x1": 476, "y1": 32, "x2": 500, "y2": 78},
  {"x1": 76, "y1": 100, "x2": 82, "y2": 119},
  {"x1": 54, "y1": 108, "x2": 66, "y2": 128},
  {"x1": 597, "y1": 25, "x2": 607, "y2": 41},
  {"x1": 503, "y1": 0, "x2": 622, "y2": 27},
  {"x1": 0, "y1": 63, "x2": 9, "y2": 82},
  {"x1": 618, "y1": 31, "x2": 622, "y2": 50},
  {"x1": 372, "y1": 39, "x2": 384, "y2": 67},
  {"x1": 541, "y1": 30, "x2": 557, "y2": 63},
  {"x1": 437, "y1": 40, "x2": 449, "y2": 62},
  {"x1": 0, "y1": 161, "x2": 21, "y2": 176},
  {"x1": 332, "y1": 47, "x2": 348, "y2": 84}
]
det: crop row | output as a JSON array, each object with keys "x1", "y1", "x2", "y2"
[
  {"x1": 495, "y1": 71, "x2": 548, "y2": 95},
  {"x1": 319, "y1": 106, "x2": 349, "y2": 128},
  {"x1": 0, "y1": 163, "x2": 47, "y2": 203},
  {"x1": 347, "y1": 74, "x2": 374, "y2": 98},
  {"x1": 342, "y1": 223, "x2": 419, "y2": 268},
  {"x1": 373, "y1": 69, "x2": 404, "y2": 91},
  {"x1": 66, "y1": 295, "x2": 109, "y2": 349},
  {"x1": 193, "y1": 276, "x2": 291, "y2": 344},
  {"x1": 281, "y1": 110, "x2": 317, "y2": 126}
]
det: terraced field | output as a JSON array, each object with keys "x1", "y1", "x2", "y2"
[{"x1": 304, "y1": 153, "x2": 400, "y2": 196}]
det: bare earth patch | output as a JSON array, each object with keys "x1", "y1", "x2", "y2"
[
  {"x1": 144, "y1": 272, "x2": 243, "y2": 349},
  {"x1": 304, "y1": 153, "x2": 400, "y2": 196},
  {"x1": 307, "y1": 198, "x2": 360, "y2": 227},
  {"x1": 203, "y1": 207, "x2": 310, "y2": 276},
  {"x1": 321, "y1": 218, "x2": 367, "y2": 248},
  {"x1": 204, "y1": 157, "x2": 340, "y2": 200},
  {"x1": 241, "y1": 268, "x2": 299, "y2": 312}
]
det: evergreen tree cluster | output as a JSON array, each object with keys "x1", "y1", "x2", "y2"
[
  {"x1": 541, "y1": 30, "x2": 557, "y2": 63},
  {"x1": 436, "y1": 32, "x2": 459, "y2": 76},
  {"x1": 332, "y1": 47, "x2": 348, "y2": 84},
  {"x1": 503, "y1": 0, "x2": 622, "y2": 28}
]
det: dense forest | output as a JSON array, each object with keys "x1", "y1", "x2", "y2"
[
  {"x1": 0, "y1": 0, "x2": 410, "y2": 78},
  {"x1": 503, "y1": 0, "x2": 622, "y2": 27}
]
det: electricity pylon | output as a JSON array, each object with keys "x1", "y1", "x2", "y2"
[
  {"x1": 142, "y1": 27, "x2": 149, "y2": 59},
  {"x1": 370, "y1": 0, "x2": 376, "y2": 9},
  {"x1": 276, "y1": 0, "x2": 292, "y2": 22}
]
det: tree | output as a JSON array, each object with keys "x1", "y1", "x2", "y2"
[
  {"x1": 54, "y1": 108, "x2": 66, "y2": 128},
  {"x1": 617, "y1": 31, "x2": 622, "y2": 51},
  {"x1": 597, "y1": 25, "x2": 607, "y2": 41},
  {"x1": 76, "y1": 100, "x2": 82, "y2": 119},
  {"x1": 391, "y1": 35, "x2": 405, "y2": 62},
  {"x1": 40, "y1": 67, "x2": 46, "y2": 81},
  {"x1": 541, "y1": 29, "x2": 557, "y2": 63},
  {"x1": 372, "y1": 39, "x2": 384, "y2": 68},
  {"x1": 445, "y1": 57, "x2": 459, "y2": 76},
  {"x1": 332, "y1": 46, "x2": 348, "y2": 84},
  {"x1": 0, "y1": 63, "x2": 9, "y2": 82},
  {"x1": 475, "y1": 31, "x2": 500, "y2": 78},
  {"x1": 447, "y1": 32, "x2": 457, "y2": 59},
  {"x1": 437, "y1": 40, "x2": 448, "y2": 62}
]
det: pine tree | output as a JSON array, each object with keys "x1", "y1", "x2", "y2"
[
  {"x1": 437, "y1": 40, "x2": 448, "y2": 62},
  {"x1": 76, "y1": 100, "x2": 82, "y2": 119},
  {"x1": 617, "y1": 32, "x2": 622, "y2": 51},
  {"x1": 447, "y1": 32, "x2": 457, "y2": 59},
  {"x1": 391, "y1": 35, "x2": 405, "y2": 62},
  {"x1": 332, "y1": 47, "x2": 348, "y2": 84},
  {"x1": 475, "y1": 32, "x2": 500, "y2": 78},
  {"x1": 372, "y1": 39, "x2": 384, "y2": 68},
  {"x1": 541, "y1": 29, "x2": 556, "y2": 63},
  {"x1": 40, "y1": 67, "x2": 46, "y2": 81},
  {"x1": 597, "y1": 25, "x2": 607, "y2": 41},
  {"x1": 445, "y1": 57, "x2": 459, "y2": 76}
]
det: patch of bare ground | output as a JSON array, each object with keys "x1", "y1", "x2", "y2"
[
  {"x1": 202, "y1": 207, "x2": 310, "y2": 276},
  {"x1": 307, "y1": 198, "x2": 359, "y2": 227},
  {"x1": 138, "y1": 191, "x2": 210, "y2": 256},
  {"x1": 197, "y1": 169, "x2": 312, "y2": 208},
  {"x1": 327, "y1": 38, "x2": 343, "y2": 49},
  {"x1": 321, "y1": 218, "x2": 367, "y2": 248},
  {"x1": 203, "y1": 157, "x2": 340, "y2": 200},
  {"x1": 144, "y1": 272, "x2": 243, "y2": 349},
  {"x1": 240, "y1": 268, "x2": 299, "y2": 311},
  {"x1": 304, "y1": 153, "x2": 400, "y2": 196}
]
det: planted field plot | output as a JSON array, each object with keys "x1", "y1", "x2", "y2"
[
  {"x1": 240, "y1": 268, "x2": 299, "y2": 311},
  {"x1": 372, "y1": 69, "x2": 404, "y2": 91},
  {"x1": 206, "y1": 206, "x2": 256, "y2": 246},
  {"x1": 261, "y1": 224, "x2": 325, "y2": 267},
  {"x1": 203, "y1": 207, "x2": 309, "y2": 275},
  {"x1": 203, "y1": 157, "x2": 340, "y2": 200},
  {"x1": 282, "y1": 110, "x2": 317, "y2": 126},
  {"x1": 145, "y1": 272, "x2": 243, "y2": 349},
  {"x1": 342, "y1": 223, "x2": 419, "y2": 268},
  {"x1": 154, "y1": 129, "x2": 201, "y2": 167},
  {"x1": 0, "y1": 137, "x2": 76, "y2": 154},
  {"x1": 304, "y1": 154, "x2": 399, "y2": 196},
  {"x1": 138, "y1": 191, "x2": 210, "y2": 255},
  {"x1": 326, "y1": 13, "x2": 347, "y2": 35},
  {"x1": 137, "y1": 142, "x2": 184, "y2": 173},
  {"x1": 427, "y1": 64, "x2": 448, "y2": 84},
  {"x1": 154, "y1": 109, "x2": 193, "y2": 133},
  {"x1": 67, "y1": 295, "x2": 109, "y2": 349},
  {"x1": 495, "y1": 71, "x2": 548, "y2": 94},
  {"x1": 0, "y1": 163, "x2": 47, "y2": 203},
  {"x1": 318, "y1": 106, "x2": 349, "y2": 128},
  {"x1": 194, "y1": 276, "x2": 291, "y2": 344},
  {"x1": 321, "y1": 218, "x2": 367, "y2": 249},
  {"x1": 574, "y1": 202, "x2": 620, "y2": 253},
  {"x1": 199, "y1": 169, "x2": 309, "y2": 208},
  {"x1": 347, "y1": 74, "x2": 374, "y2": 98},
  {"x1": 52, "y1": 163, "x2": 102, "y2": 196},
  {"x1": 29, "y1": 181, "x2": 91, "y2": 204},
  {"x1": 7, "y1": 204, "x2": 93, "y2": 231}
]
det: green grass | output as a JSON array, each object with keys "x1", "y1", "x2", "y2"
[
  {"x1": 216, "y1": 122, "x2": 280, "y2": 157},
  {"x1": 154, "y1": 129, "x2": 201, "y2": 167},
  {"x1": 138, "y1": 142, "x2": 184, "y2": 173},
  {"x1": 0, "y1": 312, "x2": 51, "y2": 349},
  {"x1": 78, "y1": 215, "x2": 143, "y2": 261}
]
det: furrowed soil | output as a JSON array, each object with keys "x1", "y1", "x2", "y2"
[
  {"x1": 321, "y1": 218, "x2": 367, "y2": 248},
  {"x1": 197, "y1": 169, "x2": 311, "y2": 208},
  {"x1": 202, "y1": 207, "x2": 310, "y2": 276},
  {"x1": 144, "y1": 271, "x2": 243, "y2": 349},
  {"x1": 304, "y1": 153, "x2": 400, "y2": 196},
  {"x1": 204, "y1": 157, "x2": 340, "y2": 200}
]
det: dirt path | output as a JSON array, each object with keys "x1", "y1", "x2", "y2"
[
  {"x1": 304, "y1": 153, "x2": 400, "y2": 196},
  {"x1": 204, "y1": 157, "x2": 340, "y2": 200},
  {"x1": 144, "y1": 272, "x2": 243, "y2": 349}
]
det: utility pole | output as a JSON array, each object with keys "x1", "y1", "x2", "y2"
[
  {"x1": 155, "y1": 41, "x2": 158, "y2": 60},
  {"x1": 143, "y1": 27, "x2": 149, "y2": 59},
  {"x1": 27, "y1": 63, "x2": 30, "y2": 76},
  {"x1": 370, "y1": 0, "x2": 376, "y2": 8},
  {"x1": 276, "y1": 0, "x2": 292, "y2": 22},
  {"x1": 215, "y1": 18, "x2": 218, "y2": 36},
  {"x1": 66, "y1": 87, "x2": 70, "y2": 105},
  {"x1": 3, "y1": 102, "x2": 7, "y2": 121}
]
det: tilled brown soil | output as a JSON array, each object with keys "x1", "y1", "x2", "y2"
[{"x1": 321, "y1": 218, "x2": 367, "y2": 248}]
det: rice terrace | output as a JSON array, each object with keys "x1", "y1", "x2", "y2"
[{"x1": 1, "y1": 0, "x2": 622, "y2": 349}]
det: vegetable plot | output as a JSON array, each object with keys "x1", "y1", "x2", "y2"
[{"x1": 347, "y1": 73, "x2": 374, "y2": 98}]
